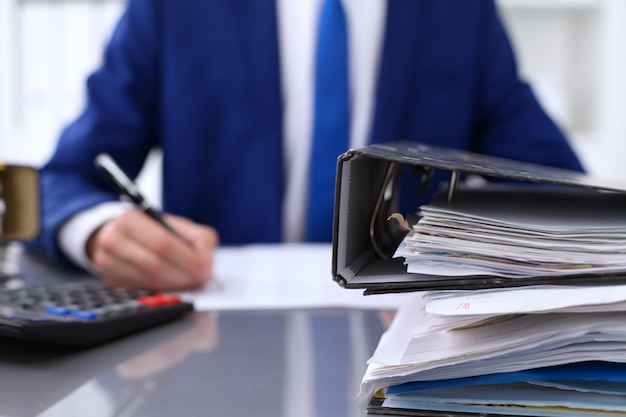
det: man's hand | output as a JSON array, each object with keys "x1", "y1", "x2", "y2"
[{"x1": 86, "y1": 209, "x2": 219, "y2": 290}]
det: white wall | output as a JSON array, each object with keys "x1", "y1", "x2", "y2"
[
  {"x1": 0, "y1": 0, "x2": 162, "y2": 203},
  {"x1": 0, "y1": 0, "x2": 125, "y2": 167},
  {"x1": 499, "y1": 0, "x2": 626, "y2": 180}
]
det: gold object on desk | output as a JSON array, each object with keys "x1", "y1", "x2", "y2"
[
  {"x1": 0, "y1": 164, "x2": 39, "y2": 279},
  {"x1": 0, "y1": 164, "x2": 39, "y2": 241}
]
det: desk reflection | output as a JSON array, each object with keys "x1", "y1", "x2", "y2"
[
  {"x1": 0, "y1": 308, "x2": 385, "y2": 417},
  {"x1": 0, "y1": 253, "x2": 388, "y2": 417}
]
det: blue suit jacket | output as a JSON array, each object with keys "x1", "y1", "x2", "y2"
[{"x1": 33, "y1": 0, "x2": 583, "y2": 266}]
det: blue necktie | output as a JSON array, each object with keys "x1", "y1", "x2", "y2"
[{"x1": 306, "y1": 0, "x2": 349, "y2": 242}]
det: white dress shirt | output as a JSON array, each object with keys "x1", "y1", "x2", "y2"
[{"x1": 59, "y1": 0, "x2": 387, "y2": 269}]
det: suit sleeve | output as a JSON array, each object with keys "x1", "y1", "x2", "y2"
[
  {"x1": 28, "y1": 0, "x2": 162, "y2": 266},
  {"x1": 473, "y1": 0, "x2": 584, "y2": 172}
]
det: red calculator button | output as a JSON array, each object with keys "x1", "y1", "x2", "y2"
[
  {"x1": 136, "y1": 295, "x2": 164, "y2": 308},
  {"x1": 156, "y1": 294, "x2": 182, "y2": 305}
]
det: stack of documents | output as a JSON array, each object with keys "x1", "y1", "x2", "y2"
[
  {"x1": 361, "y1": 186, "x2": 626, "y2": 415},
  {"x1": 361, "y1": 288, "x2": 626, "y2": 416},
  {"x1": 394, "y1": 185, "x2": 626, "y2": 279}
]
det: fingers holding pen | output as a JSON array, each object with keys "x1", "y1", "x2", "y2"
[
  {"x1": 88, "y1": 209, "x2": 219, "y2": 291},
  {"x1": 164, "y1": 213, "x2": 219, "y2": 253},
  {"x1": 161, "y1": 213, "x2": 219, "y2": 283},
  {"x1": 92, "y1": 153, "x2": 219, "y2": 290}
]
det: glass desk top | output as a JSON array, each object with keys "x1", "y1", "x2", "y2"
[{"x1": 0, "y1": 253, "x2": 389, "y2": 417}]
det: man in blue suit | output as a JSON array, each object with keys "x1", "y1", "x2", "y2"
[{"x1": 30, "y1": 0, "x2": 584, "y2": 290}]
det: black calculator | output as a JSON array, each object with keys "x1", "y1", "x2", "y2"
[{"x1": 0, "y1": 280, "x2": 194, "y2": 347}]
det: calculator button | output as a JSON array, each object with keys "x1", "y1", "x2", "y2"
[
  {"x1": 136, "y1": 296, "x2": 164, "y2": 308},
  {"x1": 46, "y1": 306, "x2": 72, "y2": 316},
  {"x1": 102, "y1": 304, "x2": 124, "y2": 314},
  {"x1": 155, "y1": 294, "x2": 182, "y2": 305},
  {"x1": 108, "y1": 300, "x2": 146, "y2": 313},
  {"x1": 71, "y1": 310, "x2": 98, "y2": 320},
  {"x1": 4, "y1": 308, "x2": 67, "y2": 322}
]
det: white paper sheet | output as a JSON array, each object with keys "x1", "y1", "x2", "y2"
[
  {"x1": 177, "y1": 243, "x2": 412, "y2": 311},
  {"x1": 425, "y1": 285, "x2": 626, "y2": 316}
]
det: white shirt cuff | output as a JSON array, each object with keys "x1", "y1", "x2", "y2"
[{"x1": 57, "y1": 201, "x2": 132, "y2": 273}]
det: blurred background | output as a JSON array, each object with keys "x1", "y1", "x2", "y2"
[{"x1": 1, "y1": 0, "x2": 625, "y2": 204}]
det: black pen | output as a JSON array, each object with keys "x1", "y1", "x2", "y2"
[{"x1": 95, "y1": 153, "x2": 192, "y2": 245}]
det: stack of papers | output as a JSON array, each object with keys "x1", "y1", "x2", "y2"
[
  {"x1": 363, "y1": 185, "x2": 626, "y2": 415},
  {"x1": 360, "y1": 288, "x2": 626, "y2": 416},
  {"x1": 395, "y1": 185, "x2": 626, "y2": 279}
]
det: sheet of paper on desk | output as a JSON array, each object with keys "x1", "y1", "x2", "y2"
[{"x1": 178, "y1": 243, "x2": 412, "y2": 311}]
